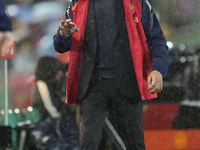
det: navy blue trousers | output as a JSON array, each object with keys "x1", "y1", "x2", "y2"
[{"x1": 79, "y1": 78, "x2": 145, "y2": 150}]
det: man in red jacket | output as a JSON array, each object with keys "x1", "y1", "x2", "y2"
[{"x1": 54, "y1": 0, "x2": 169, "y2": 149}]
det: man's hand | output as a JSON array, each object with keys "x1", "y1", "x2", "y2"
[
  {"x1": 0, "y1": 31, "x2": 15, "y2": 56},
  {"x1": 147, "y1": 70, "x2": 163, "y2": 94},
  {"x1": 58, "y1": 19, "x2": 79, "y2": 37}
]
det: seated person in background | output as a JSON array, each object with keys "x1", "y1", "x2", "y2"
[
  {"x1": 31, "y1": 56, "x2": 78, "y2": 150},
  {"x1": 32, "y1": 56, "x2": 66, "y2": 120}
]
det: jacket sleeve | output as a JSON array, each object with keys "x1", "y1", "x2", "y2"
[
  {"x1": 141, "y1": 0, "x2": 169, "y2": 75},
  {"x1": 0, "y1": 0, "x2": 12, "y2": 31},
  {"x1": 53, "y1": 3, "x2": 73, "y2": 53}
]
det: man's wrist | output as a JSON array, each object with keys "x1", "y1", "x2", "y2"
[{"x1": 152, "y1": 69, "x2": 163, "y2": 76}]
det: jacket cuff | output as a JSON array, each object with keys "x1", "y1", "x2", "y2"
[
  {"x1": 57, "y1": 33, "x2": 72, "y2": 43},
  {"x1": 150, "y1": 45, "x2": 169, "y2": 76},
  {"x1": 152, "y1": 67, "x2": 167, "y2": 76},
  {"x1": 53, "y1": 33, "x2": 72, "y2": 53}
]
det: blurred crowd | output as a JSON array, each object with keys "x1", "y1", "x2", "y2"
[{"x1": 2, "y1": 0, "x2": 70, "y2": 75}]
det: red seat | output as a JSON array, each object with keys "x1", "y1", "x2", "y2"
[{"x1": 143, "y1": 103, "x2": 179, "y2": 130}]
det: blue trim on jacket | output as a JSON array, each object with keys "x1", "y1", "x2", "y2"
[
  {"x1": 0, "y1": 0, "x2": 12, "y2": 31},
  {"x1": 53, "y1": 0, "x2": 169, "y2": 75}
]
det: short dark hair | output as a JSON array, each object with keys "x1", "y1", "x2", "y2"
[{"x1": 35, "y1": 56, "x2": 65, "y2": 82}]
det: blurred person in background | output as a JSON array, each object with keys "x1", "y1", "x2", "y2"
[
  {"x1": 32, "y1": 56, "x2": 66, "y2": 120},
  {"x1": 0, "y1": 0, "x2": 15, "y2": 56},
  {"x1": 54, "y1": 0, "x2": 169, "y2": 149},
  {"x1": 30, "y1": 56, "x2": 78, "y2": 150}
]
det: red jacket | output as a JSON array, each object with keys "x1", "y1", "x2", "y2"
[{"x1": 64, "y1": 0, "x2": 157, "y2": 103}]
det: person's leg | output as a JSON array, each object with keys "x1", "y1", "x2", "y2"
[
  {"x1": 79, "y1": 80, "x2": 110, "y2": 150},
  {"x1": 111, "y1": 90, "x2": 145, "y2": 150}
]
